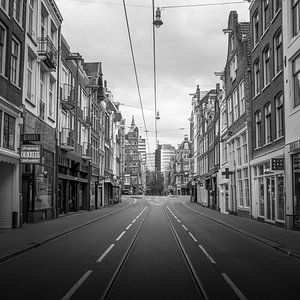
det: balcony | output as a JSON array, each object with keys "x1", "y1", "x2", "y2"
[
  {"x1": 60, "y1": 128, "x2": 74, "y2": 151},
  {"x1": 37, "y1": 36, "x2": 58, "y2": 70},
  {"x1": 82, "y1": 142, "x2": 92, "y2": 160},
  {"x1": 83, "y1": 107, "x2": 92, "y2": 126},
  {"x1": 61, "y1": 84, "x2": 75, "y2": 110}
]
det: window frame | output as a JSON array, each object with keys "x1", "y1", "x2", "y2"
[
  {"x1": 3, "y1": 113, "x2": 16, "y2": 150},
  {"x1": 254, "y1": 59, "x2": 260, "y2": 96},
  {"x1": 10, "y1": 37, "x2": 21, "y2": 86},
  {"x1": 262, "y1": 0, "x2": 270, "y2": 32},
  {"x1": 292, "y1": 0, "x2": 300, "y2": 37},
  {"x1": 239, "y1": 80, "x2": 246, "y2": 115},
  {"x1": 292, "y1": 54, "x2": 300, "y2": 108},
  {"x1": 253, "y1": 9, "x2": 260, "y2": 46},
  {"x1": 0, "y1": 21, "x2": 7, "y2": 76},
  {"x1": 264, "y1": 103, "x2": 272, "y2": 144},
  {"x1": 275, "y1": 93, "x2": 284, "y2": 139},
  {"x1": 255, "y1": 110, "x2": 262, "y2": 148},
  {"x1": 13, "y1": 0, "x2": 24, "y2": 26},
  {"x1": 263, "y1": 46, "x2": 270, "y2": 87},
  {"x1": 0, "y1": 0, "x2": 9, "y2": 14},
  {"x1": 274, "y1": 29, "x2": 283, "y2": 75}
]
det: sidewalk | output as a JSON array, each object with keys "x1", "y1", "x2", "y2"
[
  {"x1": 184, "y1": 200, "x2": 300, "y2": 259},
  {"x1": 0, "y1": 199, "x2": 131, "y2": 263}
]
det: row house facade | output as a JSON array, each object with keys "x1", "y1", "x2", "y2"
[
  {"x1": 283, "y1": 0, "x2": 300, "y2": 230},
  {"x1": 0, "y1": 0, "x2": 125, "y2": 228},
  {"x1": 221, "y1": 11, "x2": 251, "y2": 217},
  {"x1": 0, "y1": 0, "x2": 26, "y2": 228},
  {"x1": 249, "y1": 0, "x2": 285, "y2": 225},
  {"x1": 123, "y1": 116, "x2": 143, "y2": 195}
]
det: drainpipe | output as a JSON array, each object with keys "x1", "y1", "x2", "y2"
[{"x1": 54, "y1": 25, "x2": 61, "y2": 218}]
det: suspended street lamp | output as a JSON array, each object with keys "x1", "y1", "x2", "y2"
[{"x1": 153, "y1": 7, "x2": 163, "y2": 28}]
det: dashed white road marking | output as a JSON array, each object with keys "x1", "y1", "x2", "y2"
[
  {"x1": 132, "y1": 219, "x2": 136, "y2": 224},
  {"x1": 61, "y1": 270, "x2": 93, "y2": 300},
  {"x1": 188, "y1": 232, "x2": 198, "y2": 243},
  {"x1": 221, "y1": 273, "x2": 247, "y2": 300},
  {"x1": 97, "y1": 244, "x2": 115, "y2": 263},
  {"x1": 126, "y1": 224, "x2": 132, "y2": 230},
  {"x1": 177, "y1": 219, "x2": 181, "y2": 223},
  {"x1": 198, "y1": 245, "x2": 216, "y2": 264},
  {"x1": 182, "y1": 224, "x2": 188, "y2": 231},
  {"x1": 116, "y1": 231, "x2": 126, "y2": 241}
]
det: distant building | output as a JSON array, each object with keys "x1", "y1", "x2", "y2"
[
  {"x1": 146, "y1": 152, "x2": 155, "y2": 172},
  {"x1": 138, "y1": 136, "x2": 146, "y2": 164}
]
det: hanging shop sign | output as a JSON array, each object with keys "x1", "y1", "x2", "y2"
[
  {"x1": 20, "y1": 145, "x2": 42, "y2": 164},
  {"x1": 270, "y1": 158, "x2": 284, "y2": 171},
  {"x1": 21, "y1": 133, "x2": 41, "y2": 142}
]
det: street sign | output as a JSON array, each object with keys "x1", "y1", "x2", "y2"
[
  {"x1": 271, "y1": 158, "x2": 284, "y2": 171},
  {"x1": 221, "y1": 168, "x2": 233, "y2": 179},
  {"x1": 20, "y1": 145, "x2": 42, "y2": 164}
]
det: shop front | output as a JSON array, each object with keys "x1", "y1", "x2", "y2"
[
  {"x1": 292, "y1": 154, "x2": 300, "y2": 228},
  {"x1": 252, "y1": 159, "x2": 285, "y2": 225}
]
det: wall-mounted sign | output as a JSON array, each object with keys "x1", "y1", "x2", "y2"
[
  {"x1": 271, "y1": 158, "x2": 284, "y2": 171},
  {"x1": 20, "y1": 145, "x2": 42, "y2": 164},
  {"x1": 21, "y1": 134, "x2": 41, "y2": 142}
]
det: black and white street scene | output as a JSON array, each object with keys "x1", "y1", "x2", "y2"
[{"x1": 1, "y1": 0, "x2": 300, "y2": 299}]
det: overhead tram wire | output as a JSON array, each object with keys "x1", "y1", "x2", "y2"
[
  {"x1": 152, "y1": 0, "x2": 158, "y2": 148},
  {"x1": 122, "y1": 0, "x2": 152, "y2": 155},
  {"x1": 161, "y1": 1, "x2": 247, "y2": 9}
]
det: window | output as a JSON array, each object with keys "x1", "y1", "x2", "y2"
[
  {"x1": 255, "y1": 111, "x2": 262, "y2": 148},
  {"x1": 28, "y1": 0, "x2": 35, "y2": 38},
  {"x1": 242, "y1": 132, "x2": 248, "y2": 163},
  {"x1": 13, "y1": 0, "x2": 23, "y2": 25},
  {"x1": 264, "y1": 103, "x2": 272, "y2": 144},
  {"x1": 274, "y1": 30, "x2": 283, "y2": 75},
  {"x1": 0, "y1": 0, "x2": 8, "y2": 13},
  {"x1": 41, "y1": 11, "x2": 48, "y2": 38},
  {"x1": 239, "y1": 80, "x2": 245, "y2": 115},
  {"x1": 292, "y1": 0, "x2": 300, "y2": 37},
  {"x1": 3, "y1": 113, "x2": 15, "y2": 150},
  {"x1": 222, "y1": 142, "x2": 227, "y2": 163},
  {"x1": 243, "y1": 168, "x2": 250, "y2": 207},
  {"x1": 293, "y1": 54, "x2": 300, "y2": 107},
  {"x1": 263, "y1": 46, "x2": 270, "y2": 86},
  {"x1": 262, "y1": 0, "x2": 270, "y2": 32},
  {"x1": 27, "y1": 55, "x2": 34, "y2": 103},
  {"x1": 237, "y1": 170, "x2": 243, "y2": 206},
  {"x1": 10, "y1": 38, "x2": 20, "y2": 86},
  {"x1": 0, "y1": 22, "x2": 6, "y2": 76},
  {"x1": 230, "y1": 54, "x2": 237, "y2": 81},
  {"x1": 275, "y1": 93, "x2": 284, "y2": 138},
  {"x1": 0, "y1": 109, "x2": 2, "y2": 146},
  {"x1": 40, "y1": 71, "x2": 45, "y2": 119},
  {"x1": 254, "y1": 59, "x2": 260, "y2": 96},
  {"x1": 253, "y1": 10, "x2": 259, "y2": 45},
  {"x1": 237, "y1": 137, "x2": 242, "y2": 166},
  {"x1": 273, "y1": 0, "x2": 281, "y2": 17},
  {"x1": 227, "y1": 96, "x2": 233, "y2": 126},
  {"x1": 233, "y1": 88, "x2": 239, "y2": 120},
  {"x1": 49, "y1": 78, "x2": 55, "y2": 118},
  {"x1": 50, "y1": 21, "x2": 57, "y2": 47}
]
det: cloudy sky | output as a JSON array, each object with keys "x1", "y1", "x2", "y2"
[{"x1": 56, "y1": 0, "x2": 249, "y2": 153}]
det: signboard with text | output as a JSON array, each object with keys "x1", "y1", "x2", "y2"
[
  {"x1": 271, "y1": 158, "x2": 284, "y2": 171},
  {"x1": 20, "y1": 145, "x2": 42, "y2": 164}
]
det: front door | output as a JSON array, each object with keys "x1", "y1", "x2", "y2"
[{"x1": 266, "y1": 176, "x2": 275, "y2": 222}]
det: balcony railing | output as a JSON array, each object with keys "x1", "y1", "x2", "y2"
[
  {"x1": 61, "y1": 84, "x2": 75, "y2": 110},
  {"x1": 60, "y1": 128, "x2": 74, "y2": 151},
  {"x1": 82, "y1": 142, "x2": 92, "y2": 160},
  {"x1": 37, "y1": 36, "x2": 58, "y2": 70}
]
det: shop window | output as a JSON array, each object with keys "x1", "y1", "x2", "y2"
[
  {"x1": 243, "y1": 168, "x2": 250, "y2": 207},
  {"x1": 3, "y1": 113, "x2": 15, "y2": 150},
  {"x1": 277, "y1": 174, "x2": 285, "y2": 221},
  {"x1": 237, "y1": 170, "x2": 243, "y2": 207},
  {"x1": 259, "y1": 177, "x2": 265, "y2": 216}
]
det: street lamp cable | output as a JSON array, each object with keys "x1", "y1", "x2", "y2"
[{"x1": 122, "y1": 0, "x2": 152, "y2": 155}]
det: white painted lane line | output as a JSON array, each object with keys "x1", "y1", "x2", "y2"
[
  {"x1": 188, "y1": 232, "x2": 198, "y2": 243},
  {"x1": 126, "y1": 224, "x2": 132, "y2": 230},
  {"x1": 132, "y1": 219, "x2": 136, "y2": 224},
  {"x1": 116, "y1": 231, "x2": 126, "y2": 241},
  {"x1": 97, "y1": 244, "x2": 115, "y2": 263},
  {"x1": 221, "y1": 273, "x2": 247, "y2": 300},
  {"x1": 177, "y1": 219, "x2": 181, "y2": 223},
  {"x1": 61, "y1": 270, "x2": 93, "y2": 300},
  {"x1": 198, "y1": 245, "x2": 216, "y2": 264},
  {"x1": 182, "y1": 224, "x2": 188, "y2": 231}
]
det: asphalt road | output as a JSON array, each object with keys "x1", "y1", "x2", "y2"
[{"x1": 1, "y1": 196, "x2": 300, "y2": 299}]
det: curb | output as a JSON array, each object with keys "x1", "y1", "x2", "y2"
[
  {"x1": 183, "y1": 202, "x2": 300, "y2": 260},
  {"x1": 0, "y1": 201, "x2": 132, "y2": 264}
]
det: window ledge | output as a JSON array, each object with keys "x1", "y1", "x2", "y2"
[
  {"x1": 48, "y1": 116, "x2": 55, "y2": 123},
  {"x1": 271, "y1": 9, "x2": 281, "y2": 24},
  {"x1": 252, "y1": 93, "x2": 261, "y2": 101},
  {"x1": 25, "y1": 98, "x2": 36, "y2": 107},
  {"x1": 260, "y1": 27, "x2": 270, "y2": 40},
  {"x1": 252, "y1": 43, "x2": 259, "y2": 53},
  {"x1": 261, "y1": 83, "x2": 271, "y2": 92},
  {"x1": 263, "y1": 142, "x2": 273, "y2": 147},
  {"x1": 0, "y1": 73, "x2": 8, "y2": 81},
  {"x1": 254, "y1": 146, "x2": 262, "y2": 150},
  {"x1": 13, "y1": 18, "x2": 24, "y2": 32},
  {"x1": 274, "y1": 136, "x2": 284, "y2": 142},
  {"x1": 272, "y1": 70, "x2": 283, "y2": 82},
  {"x1": 10, "y1": 82, "x2": 21, "y2": 91}
]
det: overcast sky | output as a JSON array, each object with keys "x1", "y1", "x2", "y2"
[{"x1": 57, "y1": 0, "x2": 250, "y2": 153}]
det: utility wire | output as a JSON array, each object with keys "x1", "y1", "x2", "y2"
[
  {"x1": 152, "y1": 0, "x2": 158, "y2": 149},
  {"x1": 122, "y1": 0, "x2": 152, "y2": 155},
  {"x1": 161, "y1": 1, "x2": 247, "y2": 9}
]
